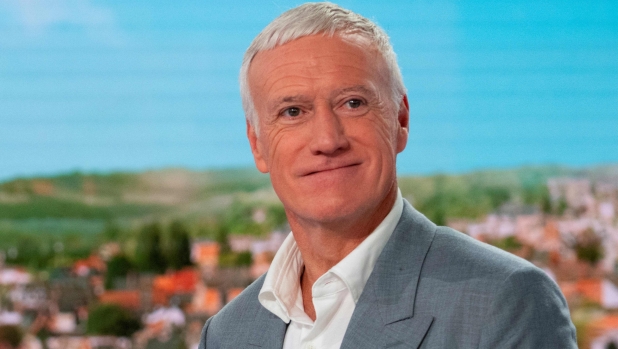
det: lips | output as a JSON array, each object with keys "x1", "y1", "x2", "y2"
[{"x1": 300, "y1": 162, "x2": 362, "y2": 177}]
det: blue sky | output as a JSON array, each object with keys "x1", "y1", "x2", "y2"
[{"x1": 0, "y1": 0, "x2": 617, "y2": 180}]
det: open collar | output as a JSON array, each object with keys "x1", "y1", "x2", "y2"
[{"x1": 247, "y1": 199, "x2": 437, "y2": 348}]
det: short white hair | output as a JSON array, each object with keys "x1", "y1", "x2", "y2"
[{"x1": 240, "y1": 2, "x2": 406, "y2": 130}]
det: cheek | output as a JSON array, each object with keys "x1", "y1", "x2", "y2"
[
  {"x1": 361, "y1": 117, "x2": 399, "y2": 152},
  {"x1": 264, "y1": 128, "x2": 298, "y2": 173}
]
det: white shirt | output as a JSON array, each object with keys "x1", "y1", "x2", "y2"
[{"x1": 259, "y1": 190, "x2": 404, "y2": 349}]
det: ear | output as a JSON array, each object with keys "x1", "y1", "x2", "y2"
[
  {"x1": 246, "y1": 120, "x2": 269, "y2": 173},
  {"x1": 395, "y1": 94, "x2": 409, "y2": 153}
]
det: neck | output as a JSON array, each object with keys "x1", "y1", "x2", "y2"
[{"x1": 289, "y1": 184, "x2": 398, "y2": 285}]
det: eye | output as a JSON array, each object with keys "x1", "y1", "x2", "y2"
[
  {"x1": 282, "y1": 107, "x2": 301, "y2": 117},
  {"x1": 345, "y1": 99, "x2": 364, "y2": 109},
  {"x1": 337, "y1": 97, "x2": 369, "y2": 117}
]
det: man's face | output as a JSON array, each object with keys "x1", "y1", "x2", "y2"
[{"x1": 247, "y1": 34, "x2": 409, "y2": 226}]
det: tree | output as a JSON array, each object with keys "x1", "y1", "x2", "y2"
[
  {"x1": 103, "y1": 221, "x2": 122, "y2": 242},
  {"x1": 8, "y1": 235, "x2": 51, "y2": 270},
  {"x1": 135, "y1": 223, "x2": 167, "y2": 273},
  {"x1": 105, "y1": 254, "x2": 134, "y2": 289},
  {"x1": 166, "y1": 220, "x2": 193, "y2": 270},
  {"x1": 0, "y1": 325, "x2": 23, "y2": 348},
  {"x1": 490, "y1": 236, "x2": 522, "y2": 252},
  {"x1": 214, "y1": 225, "x2": 253, "y2": 268},
  {"x1": 267, "y1": 204, "x2": 288, "y2": 229},
  {"x1": 86, "y1": 304, "x2": 141, "y2": 337},
  {"x1": 236, "y1": 251, "x2": 253, "y2": 267},
  {"x1": 216, "y1": 225, "x2": 231, "y2": 255},
  {"x1": 574, "y1": 228, "x2": 604, "y2": 266},
  {"x1": 556, "y1": 199, "x2": 568, "y2": 216},
  {"x1": 484, "y1": 187, "x2": 511, "y2": 210},
  {"x1": 426, "y1": 175, "x2": 447, "y2": 225}
]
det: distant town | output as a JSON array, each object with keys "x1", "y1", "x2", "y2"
[{"x1": 0, "y1": 165, "x2": 617, "y2": 349}]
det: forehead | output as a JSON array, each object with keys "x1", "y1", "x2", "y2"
[{"x1": 247, "y1": 34, "x2": 387, "y2": 104}]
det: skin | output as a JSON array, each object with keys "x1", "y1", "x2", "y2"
[{"x1": 246, "y1": 34, "x2": 409, "y2": 320}]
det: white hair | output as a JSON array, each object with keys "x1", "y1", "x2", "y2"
[{"x1": 240, "y1": 2, "x2": 406, "y2": 131}]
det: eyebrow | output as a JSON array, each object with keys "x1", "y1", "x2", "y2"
[
  {"x1": 267, "y1": 95, "x2": 312, "y2": 112},
  {"x1": 332, "y1": 85, "x2": 377, "y2": 99},
  {"x1": 267, "y1": 85, "x2": 378, "y2": 112}
]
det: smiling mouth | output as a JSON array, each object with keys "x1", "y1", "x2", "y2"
[{"x1": 304, "y1": 163, "x2": 361, "y2": 176}]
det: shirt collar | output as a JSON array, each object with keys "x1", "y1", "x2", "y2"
[
  {"x1": 258, "y1": 189, "x2": 404, "y2": 323},
  {"x1": 257, "y1": 232, "x2": 303, "y2": 323}
]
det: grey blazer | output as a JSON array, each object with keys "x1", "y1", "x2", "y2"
[{"x1": 199, "y1": 201, "x2": 577, "y2": 348}]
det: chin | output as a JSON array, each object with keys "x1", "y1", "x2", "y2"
[{"x1": 287, "y1": 194, "x2": 370, "y2": 225}]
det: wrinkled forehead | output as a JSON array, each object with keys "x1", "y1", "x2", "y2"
[
  {"x1": 248, "y1": 32, "x2": 386, "y2": 87},
  {"x1": 248, "y1": 34, "x2": 386, "y2": 92}
]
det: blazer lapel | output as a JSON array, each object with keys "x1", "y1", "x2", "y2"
[
  {"x1": 341, "y1": 200, "x2": 437, "y2": 349},
  {"x1": 246, "y1": 307, "x2": 288, "y2": 348},
  {"x1": 244, "y1": 279, "x2": 288, "y2": 348}
]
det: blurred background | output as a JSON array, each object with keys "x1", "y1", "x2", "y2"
[
  {"x1": 1, "y1": 0, "x2": 617, "y2": 178},
  {"x1": 0, "y1": 1, "x2": 617, "y2": 348}
]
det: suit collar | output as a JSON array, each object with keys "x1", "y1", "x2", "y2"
[
  {"x1": 342, "y1": 200, "x2": 437, "y2": 348},
  {"x1": 372, "y1": 199, "x2": 437, "y2": 323},
  {"x1": 246, "y1": 275, "x2": 288, "y2": 347},
  {"x1": 247, "y1": 307, "x2": 288, "y2": 347}
]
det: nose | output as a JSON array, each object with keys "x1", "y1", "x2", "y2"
[{"x1": 308, "y1": 106, "x2": 350, "y2": 156}]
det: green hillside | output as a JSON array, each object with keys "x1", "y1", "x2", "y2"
[
  {"x1": 1, "y1": 164, "x2": 616, "y2": 271},
  {"x1": 1, "y1": 164, "x2": 616, "y2": 231}
]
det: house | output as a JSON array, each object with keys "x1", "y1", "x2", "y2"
[
  {"x1": 188, "y1": 282, "x2": 222, "y2": 316},
  {"x1": 48, "y1": 312, "x2": 77, "y2": 334},
  {"x1": 98, "y1": 290, "x2": 141, "y2": 311},
  {"x1": 0, "y1": 311, "x2": 22, "y2": 325},
  {"x1": 514, "y1": 214, "x2": 544, "y2": 247},
  {"x1": 46, "y1": 336, "x2": 131, "y2": 349},
  {"x1": 561, "y1": 279, "x2": 618, "y2": 309},
  {"x1": 49, "y1": 277, "x2": 95, "y2": 315},
  {"x1": 251, "y1": 231, "x2": 287, "y2": 256},
  {"x1": 250, "y1": 251, "x2": 274, "y2": 279},
  {"x1": 249, "y1": 231, "x2": 287, "y2": 278},
  {"x1": 99, "y1": 242, "x2": 122, "y2": 261},
  {"x1": 229, "y1": 236, "x2": 254, "y2": 252},
  {"x1": 547, "y1": 178, "x2": 593, "y2": 211},
  {"x1": 191, "y1": 241, "x2": 219, "y2": 269},
  {"x1": 152, "y1": 269, "x2": 198, "y2": 306},
  {"x1": 144, "y1": 306, "x2": 186, "y2": 330},
  {"x1": 587, "y1": 315, "x2": 618, "y2": 349},
  {"x1": 0, "y1": 267, "x2": 32, "y2": 285},
  {"x1": 226, "y1": 288, "x2": 244, "y2": 303},
  {"x1": 599, "y1": 201, "x2": 615, "y2": 223},
  {"x1": 465, "y1": 214, "x2": 517, "y2": 241},
  {"x1": 72, "y1": 255, "x2": 106, "y2": 277},
  {"x1": 9, "y1": 284, "x2": 47, "y2": 310}
]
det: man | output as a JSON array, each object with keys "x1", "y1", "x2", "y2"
[{"x1": 200, "y1": 2, "x2": 577, "y2": 348}]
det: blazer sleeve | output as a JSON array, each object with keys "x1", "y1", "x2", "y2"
[
  {"x1": 477, "y1": 266, "x2": 577, "y2": 348},
  {"x1": 198, "y1": 316, "x2": 213, "y2": 349}
]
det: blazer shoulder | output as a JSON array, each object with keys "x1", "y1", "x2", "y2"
[
  {"x1": 477, "y1": 257, "x2": 577, "y2": 348},
  {"x1": 417, "y1": 226, "x2": 576, "y2": 348},
  {"x1": 428, "y1": 225, "x2": 537, "y2": 277}
]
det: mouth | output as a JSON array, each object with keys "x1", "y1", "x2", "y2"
[{"x1": 303, "y1": 162, "x2": 361, "y2": 176}]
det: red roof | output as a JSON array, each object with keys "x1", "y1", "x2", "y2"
[
  {"x1": 152, "y1": 268, "x2": 199, "y2": 306},
  {"x1": 576, "y1": 279, "x2": 603, "y2": 303},
  {"x1": 99, "y1": 290, "x2": 141, "y2": 310}
]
